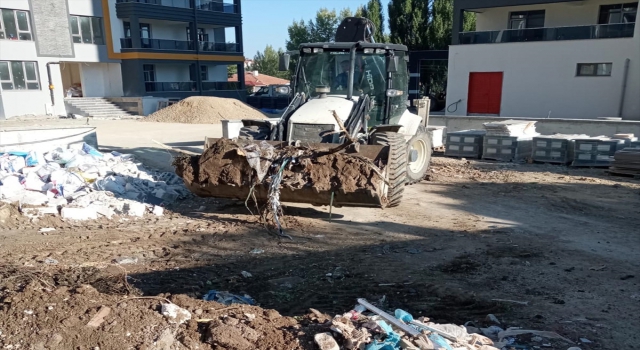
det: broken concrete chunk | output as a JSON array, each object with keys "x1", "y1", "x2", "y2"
[
  {"x1": 61, "y1": 207, "x2": 98, "y2": 221},
  {"x1": 314, "y1": 333, "x2": 340, "y2": 350},
  {"x1": 126, "y1": 202, "x2": 147, "y2": 217},
  {"x1": 152, "y1": 205, "x2": 164, "y2": 216},
  {"x1": 160, "y1": 303, "x2": 191, "y2": 324},
  {"x1": 86, "y1": 306, "x2": 111, "y2": 328},
  {"x1": 113, "y1": 256, "x2": 138, "y2": 265}
]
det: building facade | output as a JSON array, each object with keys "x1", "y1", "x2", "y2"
[
  {"x1": 447, "y1": 0, "x2": 639, "y2": 120},
  {"x1": 0, "y1": 0, "x2": 246, "y2": 119}
]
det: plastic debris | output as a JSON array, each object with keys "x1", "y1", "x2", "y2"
[
  {"x1": 202, "y1": 290, "x2": 256, "y2": 305},
  {"x1": 250, "y1": 248, "x2": 264, "y2": 254},
  {"x1": 241, "y1": 271, "x2": 253, "y2": 278}
]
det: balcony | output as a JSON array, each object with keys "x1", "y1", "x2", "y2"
[
  {"x1": 145, "y1": 82, "x2": 197, "y2": 92},
  {"x1": 121, "y1": 38, "x2": 240, "y2": 52},
  {"x1": 121, "y1": 38, "x2": 194, "y2": 50},
  {"x1": 202, "y1": 81, "x2": 239, "y2": 91},
  {"x1": 459, "y1": 23, "x2": 635, "y2": 44},
  {"x1": 115, "y1": 0, "x2": 191, "y2": 9},
  {"x1": 196, "y1": 0, "x2": 237, "y2": 13}
]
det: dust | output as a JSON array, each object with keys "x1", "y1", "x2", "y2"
[{"x1": 143, "y1": 96, "x2": 268, "y2": 124}]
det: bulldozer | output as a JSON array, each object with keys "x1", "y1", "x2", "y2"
[{"x1": 186, "y1": 17, "x2": 432, "y2": 208}]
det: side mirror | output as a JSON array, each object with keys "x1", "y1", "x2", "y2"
[
  {"x1": 279, "y1": 53, "x2": 290, "y2": 71},
  {"x1": 386, "y1": 56, "x2": 399, "y2": 73}
]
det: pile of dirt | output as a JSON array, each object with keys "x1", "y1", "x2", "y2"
[
  {"x1": 174, "y1": 139, "x2": 384, "y2": 205},
  {"x1": 144, "y1": 96, "x2": 268, "y2": 124},
  {"x1": 0, "y1": 267, "x2": 312, "y2": 350}
]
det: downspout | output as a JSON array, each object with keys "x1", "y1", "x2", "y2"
[
  {"x1": 347, "y1": 42, "x2": 359, "y2": 100},
  {"x1": 46, "y1": 62, "x2": 61, "y2": 106},
  {"x1": 617, "y1": 58, "x2": 630, "y2": 119}
]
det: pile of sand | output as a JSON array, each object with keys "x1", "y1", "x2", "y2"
[{"x1": 144, "y1": 96, "x2": 267, "y2": 124}]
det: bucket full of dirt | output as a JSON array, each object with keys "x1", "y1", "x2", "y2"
[{"x1": 173, "y1": 139, "x2": 389, "y2": 207}]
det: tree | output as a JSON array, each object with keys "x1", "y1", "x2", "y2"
[
  {"x1": 427, "y1": 0, "x2": 452, "y2": 50},
  {"x1": 387, "y1": 0, "x2": 429, "y2": 50},
  {"x1": 427, "y1": 0, "x2": 476, "y2": 50},
  {"x1": 227, "y1": 64, "x2": 237, "y2": 79},
  {"x1": 355, "y1": 5, "x2": 365, "y2": 18},
  {"x1": 361, "y1": 0, "x2": 386, "y2": 43},
  {"x1": 251, "y1": 45, "x2": 289, "y2": 80},
  {"x1": 286, "y1": 19, "x2": 310, "y2": 51}
]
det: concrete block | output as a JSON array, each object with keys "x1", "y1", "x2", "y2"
[
  {"x1": 152, "y1": 206, "x2": 164, "y2": 216},
  {"x1": 126, "y1": 202, "x2": 147, "y2": 217},
  {"x1": 61, "y1": 207, "x2": 98, "y2": 221}
]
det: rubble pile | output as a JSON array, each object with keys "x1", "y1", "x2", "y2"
[{"x1": 0, "y1": 143, "x2": 190, "y2": 221}]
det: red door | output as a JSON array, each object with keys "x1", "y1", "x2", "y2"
[{"x1": 467, "y1": 72, "x2": 503, "y2": 115}]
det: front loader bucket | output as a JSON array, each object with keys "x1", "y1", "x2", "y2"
[{"x1": 175, "y1": 138, "x2": 390, "y2": 208}]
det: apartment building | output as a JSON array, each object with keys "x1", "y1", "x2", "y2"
[
  {"x1": 0, "y1": 0, "x2": 245, "y2": 119},
  {"x1": 447, "y1": 0, "x2": 639, "y2": 120}
]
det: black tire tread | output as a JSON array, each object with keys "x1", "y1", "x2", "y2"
[{"x1": 371, "y1": 132, "x2": 407, "y2": 208}]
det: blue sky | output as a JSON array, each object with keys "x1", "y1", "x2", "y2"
[{"x1": 241, "y1": 0, "x2": 387, "y2": 58}]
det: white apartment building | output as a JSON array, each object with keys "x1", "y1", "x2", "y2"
[
  {"x1": 447, "y1": 0, "x2": 639, "y2": 120},
  {"x1": 0, "y1": 0, "x2": 246, "y2": 119}
]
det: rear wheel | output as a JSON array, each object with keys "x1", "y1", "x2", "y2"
[
  {"x1": 371, "y1": 132, "x2": 407, "y2": 208},
  {"x1": 238, "y1": 125, "x2": 270, "y2": 140},
  {"x1": 406, "y1": 126, "x2": 432, "y2": 184}
]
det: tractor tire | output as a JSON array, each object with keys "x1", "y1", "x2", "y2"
[
  {"x1": 371, "y1": 131, "x2": 407, "y2": 208},
  {"x1": 406, "y1": 126, "x2": 433, "y2": 184},
  {"x1": 238, "y1": 125, "x2": 270, "y2": 140}
]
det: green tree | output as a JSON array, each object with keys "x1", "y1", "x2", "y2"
[
  {"x1": 361, "y1": 0, "x2": 386, "y2": 43},
  {"x1": 427, "y1": 0, "x2": 476, "y2": 50},
  {"x1": 227, "y1": 64, "x2": 237, "y2": 78},
  {"x1": 251, "y1": 45, "x2": 290, "y2": 80},
  {"x1": 286, "y1": 19, "x2": 310, "y2": 51},
  {"x1": 355, "y1": 5, "x2": 365, "y2": 18},
  {"x1": 387, "y1": 0, "x2": 429, "y2": 50},
  {"x1": 308, "y1": 8, "x2": 342, "y2": 42}
]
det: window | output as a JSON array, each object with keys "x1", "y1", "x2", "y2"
[
  {"x1": 143, "y1": 64, "x2": 155, "y2": 82},
  {"x1": 69, "y1": 15, "x2": 104, "y2": 44},
  {"x1": 0, "y1": 8, "x2": 32, "y2": 40},
  {"x1": 599, "y1": 3, "x2": 637, "y2": 24},
  {"x1": 143, "y1": 64, "x2": 156, "y2": 92},
  {"x1": 577, "y1": 63, "x2": 612, "y2": 77},
  {"x1": 509, "y1": 10, "x2": 545, "y2": 29},
  {"x1": 186, "y1": 27, "x2": 208, "y2": 41},
  {"x1": 0, "y1": 61, "x2": 40, "y2": 90},
  {"x1": 200, "y1": 65, "x2": 208, "y2": 81}
]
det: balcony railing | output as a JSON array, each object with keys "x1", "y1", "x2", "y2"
[
  {"x1": 202, "y1": 81, "x2": 240, "y2": 91},
  {"x1": 145, "y1": 82, "x2": 197, "y2": 92},
  {"x1": 459, "y1": 23, "x2": 635, "y2": 44},
  {"x1": 121, "y1": 38, "x2": 194, "y2": 50},
  {"x1": 200, "y1": 42, "x2": 240, "y2": 52},
  {"x1": 121, "y1": 38, "x2": 240, "y2": 52},
  {"x1": 196, "y1": 0, "x2": 237, "y2": 13},
  {"x1": 116, "y1": 0, "x2": 191, "y2": 9}
]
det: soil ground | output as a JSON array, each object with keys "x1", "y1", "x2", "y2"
[
  {"x1": 1, "y1": 156, "x2": 639, "y2": 349},
  {"x1": 1, "y1": 119, "x2": 639, "y2": 349}
]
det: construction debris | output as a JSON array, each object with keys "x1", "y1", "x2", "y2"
[
  {"x1": 174, "y1": 138, "x2": 385, "y2": 234},
  {"x1": 0, "y1": 143, "x2": 190, "y2": 221}
]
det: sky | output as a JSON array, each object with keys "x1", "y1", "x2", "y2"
[{"x1": 241, "y1": 0, "x2": 388, "y2": 58}]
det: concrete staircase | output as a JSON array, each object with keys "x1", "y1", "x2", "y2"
[{"x1": 64, "y1": 98, "x2": 137, "y2": 118}]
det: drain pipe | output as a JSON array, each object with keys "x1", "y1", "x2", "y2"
[
  {"x1": 46, "y1": 62, "x2": 60, "y2": 106},
  {"x1": 617, "y1": 58, "x2": 630, "y2": 119}
]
